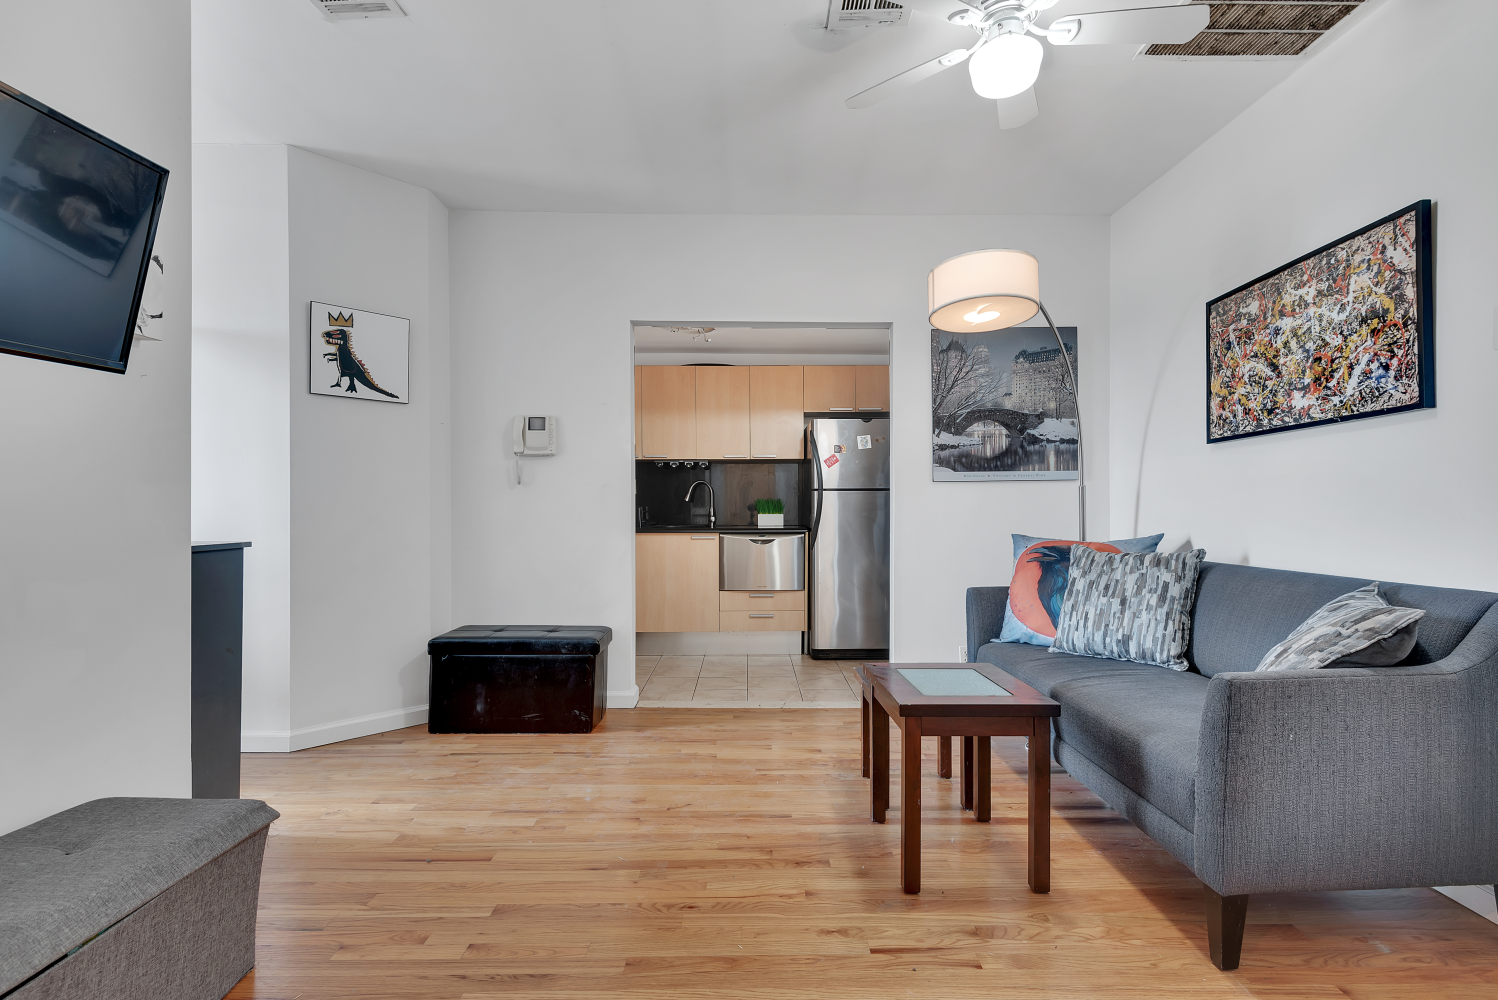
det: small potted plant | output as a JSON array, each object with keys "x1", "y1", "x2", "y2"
[{"x1": 754, "y1": 498, "x2": 784, "y2": 528}]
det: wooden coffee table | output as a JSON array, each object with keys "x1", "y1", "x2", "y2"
[{"x1": 856, "y1": 662, "x2": 1060, "y2": 895}]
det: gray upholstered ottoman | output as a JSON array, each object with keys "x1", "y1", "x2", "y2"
[{"x1": 0, "y1": 797, "x2": 279, "y2": 1000}]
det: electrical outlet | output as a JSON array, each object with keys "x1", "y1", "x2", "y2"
[{"x1": 958, "y1": 644, "x2": 968, "y2": 663}]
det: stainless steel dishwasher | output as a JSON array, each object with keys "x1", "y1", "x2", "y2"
[{"x1": 720, "y1": 532, "x2": 806, "y2": 591}]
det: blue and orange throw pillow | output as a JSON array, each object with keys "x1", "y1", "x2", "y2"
[{"x1": 997, "y1": 532, "x2": 1164, "y2": 646}]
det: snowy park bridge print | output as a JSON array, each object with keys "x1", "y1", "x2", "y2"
[{"x1": 932, "y1": 326, "x2": 1080, "y2": 482}]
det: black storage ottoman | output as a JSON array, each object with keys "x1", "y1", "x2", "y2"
[{"x1": 427, "y1": 626, "x2": 612, "y2": 734}]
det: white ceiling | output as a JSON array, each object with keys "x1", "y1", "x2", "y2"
[
  {"x1": 633, "y1": 325, "x2": 890, "y2": 357},
  {"x1": 193, "y1": 0, "x2": 1321, "y2": 214}
]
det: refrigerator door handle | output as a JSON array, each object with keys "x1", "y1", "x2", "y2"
[
  {"x1": 808, "y1": 427, "x2": 824, "y2": 548},
  {"x1": 810, "y1": 487, "x2": 823, "y2": 549},
  {"x1": 809, "y1": 425, "x2": 824, "y2": 492}
]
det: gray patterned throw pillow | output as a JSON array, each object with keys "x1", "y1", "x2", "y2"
[
  {"x1": 1050, "y1": 546, "x2": 1206, "y2": 670},
  {"x1": 1254, "y1": 583, "x2": 1424, "y2": 672}
]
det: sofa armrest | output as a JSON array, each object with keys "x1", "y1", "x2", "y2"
[
  {"x1": 1194, "y1": 605, "x2": 1498, "y2": 896},
  {"x1": 966, "y1": 587, "x2": 1009, "y2": 662}
]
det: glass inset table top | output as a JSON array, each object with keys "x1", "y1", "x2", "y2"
[{"x1": 897, "y1": 668, "x2": 1011, "y2": 698}]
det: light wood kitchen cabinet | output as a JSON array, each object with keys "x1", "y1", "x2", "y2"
[
  {"x1": 639, "y1": 366, "x2": 697, "y2": 459},
  {"x1": 634, "y1": 366, "x2": 642, "y2": 458},
  {"x1": 720, "y1": 610, "x2": 807, "y2": 632},
  {"x1": 749, "y1": 366, "x2": 804, "y2": 459},
  {"x1": 802, "y1": 366, "x2": 856, "y2": 412},
  {"x1": 720, "y1": 590, "x2": 805, "y2": 612},
  {"x1": 855, "y1": 365, "x2": 890, "y2": 411},
  {"x1": 637, "y1": 533, "x2": 720, "y2": 632},
  {"x1": 695, "y1": 366, "x2": 751, "y2": 459}
]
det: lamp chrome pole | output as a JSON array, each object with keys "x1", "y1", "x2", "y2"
[{"x1": 1036, "y1": 300, "x2": 1083, "y2": 541}]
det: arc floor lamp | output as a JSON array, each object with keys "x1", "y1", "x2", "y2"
[{"x1": 928, "y1": 249, "x2": 1085, "y2": 540}]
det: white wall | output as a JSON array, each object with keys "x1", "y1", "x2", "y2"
[
  {"x1": 192, "y1": 144, "x2": 291, "y2": 740},
  {"x1": 192, "y1": 145, "x2": 452, "y2": 751},
  {"x1": 449, "y1": 213, "x2": 1111, "y2": 703},
  {"x1": 0, "y1": 0, "x2": 192, "y2": 834},
  {"x1": 287, "y1": 147, "x2": 452, "y2": 743},
  {"x1": 1108, "y1": 0, "x2": 1498, "y2": 589}
]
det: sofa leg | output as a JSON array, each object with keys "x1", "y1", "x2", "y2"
[{"x1": 1203, "y1": 884, "x2": 1249, "y2": 971}]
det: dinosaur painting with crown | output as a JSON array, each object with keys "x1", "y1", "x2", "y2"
[{"x1": 320, "y1": 311, "x2": 399, "y2": 399}]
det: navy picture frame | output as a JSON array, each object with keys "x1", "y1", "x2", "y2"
[{"x1": 1205, "y1": 200, "x2": 1435, "y2": 444}]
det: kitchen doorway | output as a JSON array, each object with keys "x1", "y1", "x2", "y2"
[{"x1": 629, "y1": 323, "x2": 892, "y2": 707}]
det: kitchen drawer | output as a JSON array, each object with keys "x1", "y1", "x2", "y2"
[
  {"x1": 721, "y1": 610, "x2": 806, "y2": 632},
  {"x1": 720, "y1": 590, "x2": 806, "y2": 612}
]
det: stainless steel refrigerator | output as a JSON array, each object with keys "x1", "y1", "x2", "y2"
[{"x1": 806, "y1": 417, "x2": 890, "y2": 659}]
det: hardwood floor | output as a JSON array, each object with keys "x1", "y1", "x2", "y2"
[{"x1": 230, "y1": 710, "x2": 1498, "y2": 1000}]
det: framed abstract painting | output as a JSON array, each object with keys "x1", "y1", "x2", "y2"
[{"x1": 1206, "y1": 200, "x2": 1434, "y2": 443}]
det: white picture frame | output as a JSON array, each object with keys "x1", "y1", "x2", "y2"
[{"x1": 308, "y1": 301, "x2": 409, "y2": 404}]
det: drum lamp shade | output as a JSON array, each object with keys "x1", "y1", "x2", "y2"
[{"x1": 928, "y1": 249, "x2": 1040, "y2": 333}]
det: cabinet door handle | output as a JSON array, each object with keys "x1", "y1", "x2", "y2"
[
  {"x1": 858, "y1": 407, "x2": 884, "y2": 411},
  {"x1": 691, "y1": 535, "x2": 716, "y2": 540},
  {"x1": 828, "y1": 407, "x2": 853, "y2": 411},
  {"x1": 723, "y1": 454, "x2": 748, "y2": 458},
  {"x1": 643, "y1": 454, "x2": 668, "y2": 458},
  {"x1": 749, "y1": 614, "x2": 775, "y2": 618},
  {"x1": 751, "y1": 454, "x2": 776, "y2": 458},
  {"x1": 750, "y1": 594, "x2": 774, "y2": 598}
]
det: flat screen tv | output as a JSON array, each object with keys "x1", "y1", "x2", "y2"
[{"x1": 0, "y1": 79, "x2": 168, "y2": 373}]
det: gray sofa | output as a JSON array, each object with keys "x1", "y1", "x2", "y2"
[
  {"x1": 967, "y1": 561, "x2": 1498, "y2": 970},
  {"x1": 0, "y1": 798, "x2": 278, "y2": 999}
]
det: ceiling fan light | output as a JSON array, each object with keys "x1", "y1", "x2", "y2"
[{"x1": 967, "y1": 33, "x2": 1043, "y2": 100}]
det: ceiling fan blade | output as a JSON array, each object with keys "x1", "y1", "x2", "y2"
[
  {"x1": 845, "y1": 49, "x2": 970, "y2": 109},
  {"x1": 1048, "y1": 4, "x2": 1210, "y2": 45},
  {"x1": 996, "y1": 87, "x2": 1038, "y2": 130}
]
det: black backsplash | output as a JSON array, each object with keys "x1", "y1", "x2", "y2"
[{"x1": 637, "y1": 461, "x2": 804, "y2": 528}]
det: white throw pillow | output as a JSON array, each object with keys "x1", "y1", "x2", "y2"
[{"x1": 1254, "y1": 583, "x2": 1424, "y2": 672}]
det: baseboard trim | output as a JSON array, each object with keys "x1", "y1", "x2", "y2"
[
  {"x1": 607, "y1": 686, "x2": 640, "y2": 709},
  {"x1": 242, "y1": 704, "x2": 429, "y2": 753},
  {"x1": 1434, "y1": 885, "x2": 1498, "y2": 925}
]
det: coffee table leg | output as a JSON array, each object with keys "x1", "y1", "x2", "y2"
[
  {"x1": 975, "y1": 736, "x2": 991, "y2": 822},
  {"x1": 861, "y1": 688, "x2": 870, "y2": 779},
  {"x1": 938, "y1": 736, "x2": 951, "y2": 778},
  {"x1": 901, "y1": 715, "x2": 922, "y2": 894},
  {"x1": 871, "y1": 696, "x2": 889, "y2": 823},
  {"x1": 962, "y1": 736, "x2": 974, "y2": 811},
  {"x1": 1028, "y1": 717, "x2": 1051, "y2": 893}
]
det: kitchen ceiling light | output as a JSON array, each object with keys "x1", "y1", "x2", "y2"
[
  {"x1": 928, "y1": 247, "x2": 1086, "y2": 540},
  {"x1": 967, "y1": 33, "x2": 1044, "y2": 101}
]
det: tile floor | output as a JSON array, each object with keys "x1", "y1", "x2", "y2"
[{"x1": 634, "y1": 654, "x2": 861, "y2": 707}]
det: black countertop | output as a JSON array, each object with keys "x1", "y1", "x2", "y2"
[{"x1": 637, "y1": 525, "x2": 808, "y2": 533}]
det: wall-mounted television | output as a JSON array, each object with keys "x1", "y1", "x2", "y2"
[{"x1": 0, "y1": 79, "x2": 169, "y2": 373}]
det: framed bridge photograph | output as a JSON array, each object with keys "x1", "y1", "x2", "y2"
[
  {"x1": 308, "y1": 301, "x2": 409, "y2": 404},
  {"x1": 1207, "y1": 200, "x2": 1434, "y2": 443},
  {"x1": 931, "y1": 325, "x2": 1078, "y2": 482}
]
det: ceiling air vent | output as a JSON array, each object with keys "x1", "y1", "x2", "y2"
[
  {"x1": 827, "y1": 0, "x2": 909, "y2": 31},
  {"x1": 310, "y1": 0, "x2": 407, "y2": 21},
  {"x1": 1141, "y1": 1, "x2": 1366, "y2": 60}
]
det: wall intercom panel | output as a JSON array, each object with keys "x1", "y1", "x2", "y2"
[{"x1": 513, "y1": 415, "x2": 557, "y2": 456}]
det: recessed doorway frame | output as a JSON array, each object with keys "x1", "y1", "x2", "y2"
[{"x1": 627, "y1": 320, "x2": 894, "y2": 702}]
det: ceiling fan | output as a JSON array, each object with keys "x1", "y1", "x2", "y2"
[{"x1": 845, "y1": 0, "x2": 1210, "y2": 128}]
